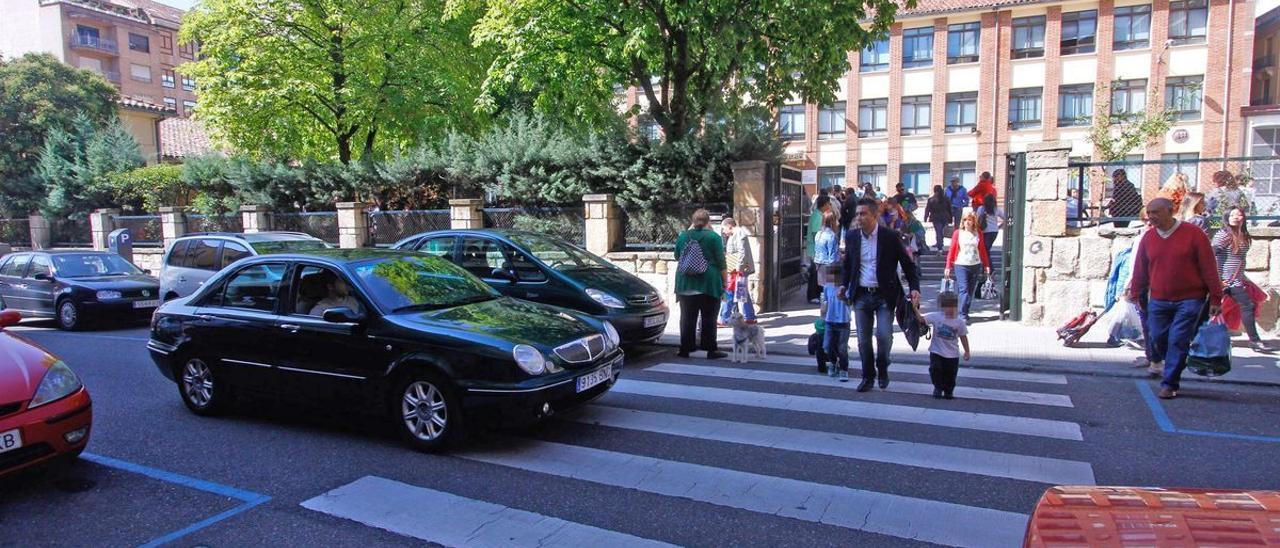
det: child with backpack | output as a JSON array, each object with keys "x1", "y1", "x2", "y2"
[{"x1": 921, "y1": 291, "x2": 970, "y2": 399}]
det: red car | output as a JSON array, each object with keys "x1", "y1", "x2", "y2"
[{"x1": 0, "y1": 310, "x2": 91, "y2": 476}]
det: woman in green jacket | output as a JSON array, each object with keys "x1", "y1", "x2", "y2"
[{"x1": 674, "y1": 209, "x2": 727, "y2": 359}]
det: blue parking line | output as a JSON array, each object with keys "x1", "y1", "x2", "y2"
[
  {"x1": 1135, "y1": 380, "x2": 1280, "y2": 443},
  {"x1": 80, "y1": 452, "x2": 271, "y2": 546}
]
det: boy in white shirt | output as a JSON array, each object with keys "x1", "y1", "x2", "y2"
[{"x1": 921, "y1": 291, "x2": 970, "y2": 400}]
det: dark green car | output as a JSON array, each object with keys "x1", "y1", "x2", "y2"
[{"x1": 393, "y1": 230, "x2": 668, "y2": 344}]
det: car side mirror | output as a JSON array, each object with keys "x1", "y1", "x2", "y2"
[
  {"x1": 143, "y1": 269, "x2": 153, "y2": 275},
  {"x1": 322, "y1": 307, "x2": 363, "y2": 324},
  {"x1": 32, "y1": 272, "x2": 51, "y2": 281},
  {"x1": 489, "y1": 267, "x2": 517, "y2": 283}
]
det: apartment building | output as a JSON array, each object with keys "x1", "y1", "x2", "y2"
[
  {"x1": 1245, "y1": 3, "x2": 1280, "y2": 210},
  {"x1": 1, "y1": 0, "x2": 200, "y2": 163}
]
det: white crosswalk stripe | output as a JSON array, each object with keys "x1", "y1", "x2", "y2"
[
  {"x1": 648, "y1": 362, "x2": 1075, "y2": 407},
  {"x1": 733, "y1": 354, "x2": 1069, "y2": 385},
  {"x1": 302, "y1": 476, "x2": 675, "y2": 548}
]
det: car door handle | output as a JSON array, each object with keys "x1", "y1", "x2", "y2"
[{"x1": 280, "y1": 324, "x2": 301, "y2": 332}]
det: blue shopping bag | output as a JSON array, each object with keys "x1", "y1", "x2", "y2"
[{"x1": 1187, "y1": 317, "x2": 1232, "y2": 377}]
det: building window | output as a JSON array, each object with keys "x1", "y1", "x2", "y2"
[
  {"x1": 778, "y1": 104, "x2": 805, "y2": 140},
  {"x1": 1113, "y1": 5, "x2": 1151, "y2": 50},
  {"x1": 1165, "y1": 76, "x2": 1203, "y2": 120},
  {"x1": 901, "y1": 95, "x2": 931, "y2": 135},
  {"x1": 860, "y1": 39, "x2": 889, "y2": 72},
  {"x1": 903, "y1": 27, "x2": 933, "y2": 69},
  {"x1": 1161, "y1": 153, "x2": 1199, "y2": 185},
  {"x1": 858, "y1": 165, "x2": 887, "y2": 194},
  {"x1": 945, "y1": 92, "x2": 978, "y2": 133},
  {"x1": 128, "y1": 33, "x2": 150, "y2": 53},
  {"x1": 1111, "y1": 79, "x2": 1147, "y2": 116},
  {"x1": 947, "y1": 22, "x2": 980, "y2": 64},
  {"x1": 944, "y1": 162, "x2": 977, "y2": 190},
  {"x1": 182, "y1": 76, "x2": 195, "y2": 92},
  {"x1": 818, "y1": 166, "x2": 846, "y2": 190},
  {"x1": 1059, "y1": 84, "x2": 1094, "y2": 126},
  {"x1": 637, "y1": 115, "x2": 661, "y2": 141},
  {"x1": 1250, "y1": 127, "x2": 1280, "y2": 195},
  {"x1": 858, "y1": 98, "x2": 888, "y2": 137},
  {"x1": 182, "y1": 100, "x2": 197, "y2": 114},
  {"x1": 1009, "y1": 88, "x2": 1043, "y2": 129},
  {"x1": 164, "y1": 97, "x2": 177, "y2": 111},
  {"x1": 129, "y1": 63, "x2": 151, "y2": 83},
  {"x1": 900, "y1": 164, "x2": 931, "y2": 195},
  {"x1": 1061, "y1": 10, "x2": 1097, "y2": 55},
  {"x1": 159, "y1": 32, "x2": 173, "y2": 54},
  {"x1": 818, "y1": 102, "x2": 846, "y2": 139},
  {"x1": 161, "y1": 69, "x2": 176, "y2": 88},
  {"x1": 1169, "y1": 0, "x2": 1207, "y2": 45},
  {"x1": 1012, "y1": 16, "x2": 1046, "y2": 58}
]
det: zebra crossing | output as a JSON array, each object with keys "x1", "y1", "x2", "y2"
[{"x1": 302, "y1": 353, "x2": 1095, "y2": 547}]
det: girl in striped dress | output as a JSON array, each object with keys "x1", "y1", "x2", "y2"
[{"x1": 1212, "y1": 207, "x2": 1268, "y2": 351}]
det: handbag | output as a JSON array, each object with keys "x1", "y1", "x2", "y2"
[
  {"x1": 1187, "y1": 316, "x2": 1232, "y2": 377},
  {"x1": 980, "y1": 274, "x2": 1001, "y2": 300},
  {"x1": 939, "y1": 277, "x2": 957, "y2": 295}
]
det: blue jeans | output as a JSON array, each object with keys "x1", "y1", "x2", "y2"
[
  {"x1": 954, "y1": 264, "x2": 980, "y2": 318},
  {"x1": 951, "y1": 207, "x2": 964, "y2": 230},
  {"x1": 853, "y1": 292, "x2": 895, "y2": 380},
  {"x1": 718, "y1": 272, "x2": 757, "y2": 323},
  {"x1": 1147, "y1": 298, "x2": 1205, "y2": 391},
  {"x1": 824, "y1": 322, "x2": 851, "y2": 372}
]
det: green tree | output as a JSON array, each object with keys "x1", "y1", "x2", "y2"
[
  {"x1": 37, "y1": 115, "x2": 145, "y2": 218},
  {"x1": 181, "y1": 0, "x2": 492, "y2": 164},
  {"x1": 467, "y1": 0, "x2": 906, "y2": 141},
  {"x1": 106, "y1": 164, "x2": 190, "y2": 212},
  {"x1": 1086, "y1": 80, "x2": 1176, "y2": 163},
  {"x1": 0, "y1": 53, "x2": 118, "y2": 215}
]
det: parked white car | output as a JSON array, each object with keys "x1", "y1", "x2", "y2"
[{"x1": 159, "y1": 232, "x2": 330, "y2": 300}]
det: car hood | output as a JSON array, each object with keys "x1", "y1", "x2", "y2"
[
  {"x1": 564, "y1": 267, "x2": 654, "y2": 301},
  {"x1": 64, "y1": 274, "x2": 159, "y2": 291},
  {"x1": 395, "y1": 297, "x2": 599, "y2": 350},
  {"x1": 0, "y1": 331, "x2": 60, "y2": 404}
]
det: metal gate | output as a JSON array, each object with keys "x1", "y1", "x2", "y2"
[
  {"x1": 762, "y1": 164, "x2": 806, "y2": 312},
  {"x1": 1001, "y1": 153, "x2": 1026, "y2": 321}
]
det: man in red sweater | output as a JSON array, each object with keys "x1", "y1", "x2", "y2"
[{"x1": 1129, "y1": 198, "x2": 1222, "y2": 399}]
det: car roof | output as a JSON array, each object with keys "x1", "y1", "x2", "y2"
[
  {"x1": 403, "y1": 229, "x2": 557, "y2": 242},
  {"x1": 243, "y1": 248, "x2": 417, "y2": 265},
  {"x1": 20, "y1": 250, "x2": 116, "y2": 256},
  {"x1": 178, "y1": 231, "x2": 323, "y2": 243}
]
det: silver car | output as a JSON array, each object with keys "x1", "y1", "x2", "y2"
[{"x1": 159, "y1": 232, "x2": 330, "y2": 300}]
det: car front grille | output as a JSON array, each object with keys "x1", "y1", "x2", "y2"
[
  {"x1": 0, "y1": 401, "x2": 20, "y2": 419},
  {"x1": 122, "y1": 288, "x2": 157, "y2": 299},
  {"x1": 553, "y1": 334, "x2": 608, "y2": 364},
  {"x1": 0, "y1": 443, "x2": 54, "y2": 472},
  {"x1": 627, "y1": 294, "x2": 661, "y2": 307}
]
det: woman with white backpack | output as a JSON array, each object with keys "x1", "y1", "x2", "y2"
[{"x1": 674, "y1": 209, "x2": 728, "y2": 359}]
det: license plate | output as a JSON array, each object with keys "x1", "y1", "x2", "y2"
[
  {"x1": 576, "y1": 365, "x2": 613, "y2": 393},
  {"x1": 0, "y1": 428, "x2": 22, "y2": 454},
  {"x1": 133, "y1": 299, "x2": 160, "y2": 309},
  {"x1": 643, "y1": 314, "x2": 666, "y2": 328}
]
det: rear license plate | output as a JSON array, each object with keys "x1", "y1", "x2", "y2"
[
  {"x1": 133, "y1": 299, "x2": 160, "y2": 309},
  {"x1": 643, "y1": 314, "x2": 666, "y2": 328},
  {"x1": 0, "y1": 428, "x2": 22, "y2": 454},
  {"x1": 576, "y1": 365, "x2": 613, "y2": 393}
]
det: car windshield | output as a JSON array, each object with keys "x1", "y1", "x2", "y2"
[
  {"x1": 352, "y1": 255, "x2": 498, "y2": 312},
  {"x1": 52, "y1": 254, "x2": 143, "y2": 278},
  {"x1": 506, "y1": 233, "x2": 613, "y2": 271},
  {"x1": 250, "y1": 240, "x2": 331, "y2": 254}
]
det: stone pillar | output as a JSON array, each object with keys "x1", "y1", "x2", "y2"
[
  {"x1": 28, "y1": 214, "x2": 50, "y2": 250},
  {"x1": 582, "y1": 194, "x2": 621, "y2": 256},
  {"x1": 449, "y1": 199, "x2": 484, "y2": 230},
  {"x1": 1022, "y1": 141, "x2": 1079, "y2": 326},
  {"x1": 159, "y1": 206, "x2": 187, "y2": 249},
  {"x1": 336, "y1": 202, "x2": 370, "y2": 249},
  {"x1": 240, "y1": 204, "x2": 271, "y2": 233},
  {"x1": 89, "y1": 208, "x2": 119, "y2": 251},
  {"x1": 731, "y1": 160, "x2": 768, "y2": 310}
]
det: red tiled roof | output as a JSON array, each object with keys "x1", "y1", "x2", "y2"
[
  {"x1": 898, "y1": 0, "x2": 1046, "y2": 17},
  {"x1": 159, "y1": 117, "x2": 216, "y2": 159},
  {"x1": 118, "y1": 95, "x2": 176, "y2": 114}
]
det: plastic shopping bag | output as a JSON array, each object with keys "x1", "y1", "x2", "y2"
[
  {"x1": 939, "y1": 277, "x2": 957, "y2": 295},
  {"x1": 1187, "y1": 317, "x2": 1232, "y2": 377},
  {"x1": 1104, "y1": 300, "x2": 1143, "y2": 346}
]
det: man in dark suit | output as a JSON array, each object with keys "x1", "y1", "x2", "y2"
[{"x1": 838, "y1": 197, "x2": 922, "y2": 392}]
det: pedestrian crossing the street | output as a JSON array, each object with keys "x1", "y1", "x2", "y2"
[{"x1": 301, "y1": 353, "x2": 1094, "y2": 547}]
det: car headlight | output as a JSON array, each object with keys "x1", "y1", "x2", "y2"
[
  {"x1": 586, "y1": 288, "x2": 626, "y2": 309},
  {"x1": 28, "y1": 360, "x2": 82, "y2": 409},
  {"x1": 603, "y1": 321, "x2": 620, "y2": 348},
  {"x1": 512, "y1": 344, "x2": 547, "y2": 375},
  {"x1": 96, "y1": 290, "x2": 122, "y2": 300}
]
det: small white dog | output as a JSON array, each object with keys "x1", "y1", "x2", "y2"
[{"x1": 728, "y1": 310, "x2": 766, "y2": 363}]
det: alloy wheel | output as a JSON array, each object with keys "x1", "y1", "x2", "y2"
[
  {"x1": 401, "y1": 381, "x2": 448, "y2": 441},
  {"x1": 58, "y1": 301, "x2": 77, "y2": 329},
  {"x1": 182, "y1": 359, "x2": 214, "y2": 409}
]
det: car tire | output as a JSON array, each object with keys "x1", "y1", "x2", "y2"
[
  {"x1": 393, "y1": 369, "x2": 464, "y2": 452},
  {"x1": 177, "y1": 357, "x2": 227, "y2": 416},
  {"x1": 56, "y1": 299, "x2": 81, "y2": 331}
]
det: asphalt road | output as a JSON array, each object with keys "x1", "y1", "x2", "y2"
[{"x1": 3, "y1": 321, "x2": 1279, "y2": 547}]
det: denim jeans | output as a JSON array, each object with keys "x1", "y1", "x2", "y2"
[
  {"x1": 824, "y1": 322, "x2": 851, "y2": 372},
  {"x1": 853, "y1": 292, "x2": 895, "y2": 381},
  {"x1": 954, "y1": 264, "x2": 980, "y2": 318},
  {"x1": 1226, "y1": 286, "x2": 1262, "y2": 342},
  {"x1": 950, "y1": 207, "x2": 964, "y2": 230},
  {"x1": 932, "y1": 222, "x2": 947, "y2": 250},
  {"x1": 1147, "y1": 298, "x2": 1205, "y2": 391},
  {"x1": 718, "y1": 272, "x2": 757, "y2": 323}
]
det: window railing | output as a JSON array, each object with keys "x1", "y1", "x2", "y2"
[{"x1": 70, "y1": 34, "x2": 118, "y2": 54}]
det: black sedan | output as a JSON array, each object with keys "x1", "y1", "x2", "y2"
[
  {"x1": 146, "y1": 249, "x2": 623, "y2": 451},
  {"x1": 0, "y1": 251, "x2": 160, "y2": 330}
]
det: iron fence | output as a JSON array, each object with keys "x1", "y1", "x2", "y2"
[
  {"x1": 369, "y1": 209, "x2": 450, "y2": 246},
  {"x1": 50, "y1": 218, "x2": 91, "y2": 247},
  {"x1": 0, "y1": 219, "x2": 30, "y2": 247},
  {"x1": 1069, "y1": 155, "x2": 1280, "y2": 228},
  {"x1": 185, "y1": 213, "x2": 244, "y2": 234},
  {"x1": 113, "y1": 215, "x2": 163, "y2": 246},
  {"x1": 484, "y1": 206, "x2": 585, "y2": 245},
  {"x1": 621, "y1": 203, "x2": 732, "y2": 251},
  {"x1": 270, "y1": 211, "x2": 339, "y2": 243}
]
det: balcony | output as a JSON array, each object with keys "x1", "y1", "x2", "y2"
[{"x1": 69, "y1": 34, "x2": 118, "y2": 55}]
